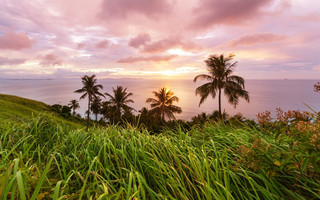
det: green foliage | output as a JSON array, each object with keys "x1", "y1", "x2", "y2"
[
  {"x1": 61, "y1": 106, "x2": 71, "y2": 118},
  {"x1": 256, "y1": 108, "x2": 320, "y2": 176},
  {"x1": 0, "y1": 115, "x2": 319, "y2": 199},
  {"x1": 0, "y1": 94, "x2": 82, "y2": 128},
  {"x1": 50, "y1": 104, "x2": 63, "y2": 113},
  {"x1": 104, "y1": 85, "x2": 135, "y2": 123}
]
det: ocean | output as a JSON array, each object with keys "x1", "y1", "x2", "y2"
[{"x1": 0, "y1": 78, "x2": 319, "y2": 121}]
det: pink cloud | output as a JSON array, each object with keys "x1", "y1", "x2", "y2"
[
  {"x1": 142, "y1": 37, "x2": 199, "y2": 53},
  {"x1": 190, "y1": 0, "x2": 273, "y2": 29},
  {"x1": 77, "y1": 43, "x2": 86, "y2": 49},
  {"x1": 98, "y1": 0, "x2": 172, "y2": 19},
  {"x1": 0, "y1": 57, "x2": 27, "y2": 65},
  {"x1": 40, "y1": 53, "x2": 63, "y2": 66},
  {"x1": 129, "y1": 33, "x2": 151, "y2": 48},
  {"x1": 96, "y1": 40, "x2": 110, "y2": 49},
  {"x1": 0, "y1": 31, "x2": 34, "y2": 50},
  {"x1": 227, "y1": 33, "x2": 286, "y2": 47},
  {"x1": 117, "y1": 55, "x2": 176, "y2": 63},
  {"x1": 298, "y1": 12, "x2": 320, "y2": 22}
]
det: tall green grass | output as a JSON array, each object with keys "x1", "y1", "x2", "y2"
[{"x1": 0, "y1": 115, "x2": 319, "y2": 199}]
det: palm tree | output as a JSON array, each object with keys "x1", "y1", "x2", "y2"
[
  {"x1": 138, "y1": 107, "x2": 156, "y2": 127},
  {"x1": 314, "y1": 82, "x2": 320, "y2": 92},
  {"x1": 90, "y1": 96, "x2": 102, "y2": 121},
  {"x1": 74, "y1": 75, "x2": 105, "y2": 130},
  {"x1": 146, "y1": 87, "x2": 182, "y2": 121},
  {"x1": 68, "y1": 99, "x2": 80, "y2": 115},
  {"x1": 104, "y1": 86, "x2": 135, "y2": 122},
  {"x1": 193, "y1": 54, "x2": 249, "y2": 119},
  {"x1": 100, "y1": 101, "x2": 114, "y2": 122}
]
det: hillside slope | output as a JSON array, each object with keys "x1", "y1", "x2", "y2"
[{"x1": 0, "y1": 94, "x2": 83, "y2": 128}]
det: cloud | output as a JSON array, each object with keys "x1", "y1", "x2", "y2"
[
  {"x1": 313, "y1": 65, "x2": 320, "y2": 71},
  {"x1": 40, "y1": 53, "x2": 63, "y2": 66},
  {"x1": 117, "y1": 55, "x2": 176, "y2": 63},
  {"x1": 77, "y1": 43, "x2": 86, "y2": 49},
  {"x1": 129, "y1": 33, "x2": 151, "y2": 48},
  {"x1": 297, "y1": 12, "x2": 320, "y2": 22},
  {"x1": 95, "y1": 40, "x2": 110, "y2": 49},
  {"x1": 190, "y1": 0, "x2": 273, "y2": 29},
  {"x1": 0, "y1": 57, "x2": 27, "y2": 65},
  {"x1": 98, "y1": 0, "x2": 172, "y2": 20},
  {"x1": 227, "y1": 33, "x2": 286, "y2": 47},
  {"x1": 0, "y1": 31, "x2": 34, "y2": 50},
  {"x1": 142, "y1": 37, "x2": 199, "y2": 53}
]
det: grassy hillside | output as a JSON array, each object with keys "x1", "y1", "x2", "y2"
[{"x1": 0, "y1": 94, "x2": 83, "y2": 128}]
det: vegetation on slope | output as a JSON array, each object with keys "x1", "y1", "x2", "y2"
[
  {"x1": 0, "y1": 94, "x2": 83, "y2": 128},
  {"x1": 0, "y1": 114, "x2": 319, "y2": 200}
]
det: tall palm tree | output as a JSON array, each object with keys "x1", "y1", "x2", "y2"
[
  {"x1": 104, "y1": 86, "x2": 135, "y2": 122},
  {"x1": 68, "y1": 99, "x2": 80, "y2": 115},
  {"x1": 74, "y1": 75, "x2": 105, "y2": 130},
  {"x1": 90, "y1": 96, "x2": 102, "y2": 121},
  {"x1": 146, "y1": 87, "x2": 182, "y2": 121},
  {"x1": 194, "y1": 54, "x2": 249, "y2": 119}
]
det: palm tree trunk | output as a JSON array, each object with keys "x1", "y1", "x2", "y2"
[
  {"x1": 95, "y1": 113, "x2": 98, "y2": 121},
  {"x1": 161, "y1": 106, "x2": 165, "y2": 122},
  {"x1": 87, "y1": 96, "x2": 90, "y2": 131},
  {"x1": 218, "y1": 87, "x2": 222, "y2": 119}
]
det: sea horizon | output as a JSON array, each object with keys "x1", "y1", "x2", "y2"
[{"x1": 1, "y1": 78, "x2": 319, "y2": 121}]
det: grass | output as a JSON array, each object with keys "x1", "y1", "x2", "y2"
[
  {"x1": 0, "y1": 94, "x2": 82, "y2": 128},
  {"x1": 0, "y1": 114, "x2": 319, "y2": 200}
]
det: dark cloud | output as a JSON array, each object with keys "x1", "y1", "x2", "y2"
[
  {"x1": 98, "y1": 0, "x2": 172, "y2": 20},
  {"x1": 190, "y1": 0, "x2": 273, "y2": 29}
]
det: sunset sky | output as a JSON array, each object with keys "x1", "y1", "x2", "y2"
[{"x1": 0, "y1": 0, "x2": 319, "y2": 79}]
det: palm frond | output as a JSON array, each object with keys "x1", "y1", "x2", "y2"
[{"x1": 193, "y1": 74, "x2": 213, "y2": 82}]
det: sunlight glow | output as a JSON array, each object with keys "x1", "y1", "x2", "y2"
[
  {"x1": 167, "y1": 49, "x2": 194, "y2": 56},
  {"x1": 70, "y1": 35, "x2": 87, "y2": 43}
]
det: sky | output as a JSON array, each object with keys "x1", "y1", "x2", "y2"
[{"x1": 0, "y1": 0, "x2": 320, "y2": 79}]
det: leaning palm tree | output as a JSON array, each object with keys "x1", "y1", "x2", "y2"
[
  {"x1": 68, "y1": 99, "x2": 80, "y2": 115},
  {"x1": 194, "y1": 54, "x2": 249, "y2": 119},
  {"x1": 74, "y1": 75, "x2": 105, "y2": 130},
  {"x1": 104, "y1": 86, "x2": 135, "y2": 122},
  {"x1": 146, "y1": 87, "x2": 182, "y2": 121}
]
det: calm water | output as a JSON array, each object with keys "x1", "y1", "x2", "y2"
[{"x1": 0, "y1": 78, "x2": 319, "y2": 120}]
